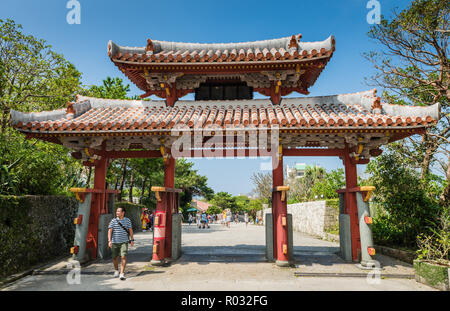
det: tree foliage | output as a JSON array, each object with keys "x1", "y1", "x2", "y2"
[
  {"x1": 0, "y1": 19, "x2": 83, "y2": 195},
  {"x1": 364, "y1": 0, "x2": 449, "y2": 204},
  {"x1": 310, "y1": 168, "x2": 346, "y2": 200},
  {"x1": 80, "y1": 77, "x2": 130, "y2": 99},
  {"x1": 209, "y1": 192, "x2": 237, "y2": 212},
  {"x1": 0, "y1": 19, "x2": 82, "y2": 133}
]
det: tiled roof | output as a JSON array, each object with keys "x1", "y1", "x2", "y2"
[
  {"x1": 10, "y1": 90, "x2": 439, "y2": 134},
  {"x1": 108, "y1": 35, "x2": 335, "y2": 64},
  {"x1": 192, "y1": 199, "x2": 210, "y2": 212}
]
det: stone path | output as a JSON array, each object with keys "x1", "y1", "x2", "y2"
[{"x1": 1, "y1": 222, "x2": 435, "y2": 291}]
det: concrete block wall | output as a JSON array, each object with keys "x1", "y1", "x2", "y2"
[{"x1": 263, "y1": 200, "x2": 338, "y2": 239}]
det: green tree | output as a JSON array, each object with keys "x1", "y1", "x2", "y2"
[
  {"x1": 175, "y1": 159, "x2": 214, "y2": 210},
  {"x1": 311, "y1": 168, "x2": 346, "y2": 199},
  {"x1": 289, "y1": 165, "x2": 326, "y2": 202},
  {"x1": 0, "y1": 19, "x2": 82, "y2": 133},
  {"x1": 81, "y1": 77, "x2": 130, "y2": 99},
  {"x1": 364, "y1": 0, "x2": 449, "y2": 204},
  {"x1": 210, "y1": 192, "x2": 238, "y2": 212},
  {"x1": 0, "y1": 19, "x2": 83, "y2": 195}
]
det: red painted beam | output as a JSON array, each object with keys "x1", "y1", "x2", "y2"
[
  {"x1": 93, "y1": 150, "x2": 162, "y2": 159},
  {"x1": 90, "y1": 148, "x2": 349, "y2": 159}
]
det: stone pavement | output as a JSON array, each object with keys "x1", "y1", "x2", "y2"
[{"x1": 1, "y1": 222, "x2": 436, "y2": 291}]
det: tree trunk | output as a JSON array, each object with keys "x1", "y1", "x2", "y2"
[
  {"x1": 128, "y1": 171, "x2": 134, "y2": 203},
  {"x1": 140, "y1": 177, "x2": 148, "y2": 204},
  {"x1": 440, "y1": 155, "x2": 450, "y2": 207},
  {"x1": 118, "y1": 159, "x2": 128, "y2": 201},
  {"x1": 86, "y1": 166, "x2": 92, "y2": 188},
  {"x1": 420, "y1": 132, "x2": 438, "y2": 180}
]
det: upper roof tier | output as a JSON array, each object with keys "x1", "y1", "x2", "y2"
[
  {"x1": 108, "y1": 34, "x2": 335, "y2": 64},
  {"x1": 108, "y1": 34, "x2": 336, "y2": 98}
]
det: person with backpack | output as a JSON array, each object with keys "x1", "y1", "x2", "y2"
[
  {"x1": 108, "y1": 207, "x2": 134, "y2": 280},
  {"x1": 200, "y1": 211, "x2": 209, "y2": 229}
]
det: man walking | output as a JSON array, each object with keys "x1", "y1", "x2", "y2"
[{"x1": 108, "y1": 207, "x2": 134, "y2": 280}]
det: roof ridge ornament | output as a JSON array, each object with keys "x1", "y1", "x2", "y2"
[
  {"x1": 288, "y1": 35, "x2": 298, "y2": 50},
  {"x1": 372, "y1": 97, "x2": 382, "y2": 114},
  {"x1": 145, "y1": 39, "x2": 154, "y2": 54}
]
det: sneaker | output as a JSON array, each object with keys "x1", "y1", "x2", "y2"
[
  {"x1": 114, "y1": 270, "x2": 119, "y2": 278},
  {"x1": 119, "y1": 273, "x2": 126, "y2": 280}
]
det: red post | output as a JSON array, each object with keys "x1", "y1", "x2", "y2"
[
  {"x1": 164, "y1": 156, "x2": 175, "y2": 260},
  {"x1": 86, "y1": 156, "x2": 108, "y2": 260},
  {"x1": 343, "y1": 150, "x2": 361, "y2": 261},
  {"x1": 152, "y1": 196, "x2": 167, "y2": 263},
  {"x1": 272, "y1": 155, "x2": 289, "y2": 265},
  {"x1": 151, "y1": 155, "x2": 176, "y2": 264}
]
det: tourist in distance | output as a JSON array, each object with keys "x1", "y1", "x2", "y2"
[{"x1": 226, "y1": 209, "x2": 232, "y2": 228}]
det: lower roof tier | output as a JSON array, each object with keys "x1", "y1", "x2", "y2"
[{"x1": 10, "y1": 89, "x2": 440, "y2": 162}]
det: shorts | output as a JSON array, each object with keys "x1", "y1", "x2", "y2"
[{"x1": 112, "y1": 242, "x2": 128, "y2": 258}]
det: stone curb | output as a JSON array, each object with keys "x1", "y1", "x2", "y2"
[{"x1": 375, "y1": 245, "x2": 416, "y2": 264}]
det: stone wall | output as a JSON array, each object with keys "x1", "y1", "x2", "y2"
[
  {"x1": 262, "y1": 200, "x2": 339, "y2": 239},
  {"x1": 0, "y1": 195, "x2": 78, "y2": 279}
]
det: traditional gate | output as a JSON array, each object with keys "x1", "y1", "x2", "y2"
[{"x1": 10, "y1": 32, "x2": 440, "y2": 267}]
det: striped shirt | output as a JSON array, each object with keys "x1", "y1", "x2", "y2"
[{"x1": 108, "y1": 217, "x2": 132, "y2": 244}]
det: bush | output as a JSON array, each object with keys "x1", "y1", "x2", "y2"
[
  {"x1": 416, "y1": 208, "x2": 450, "y2": 265},
  {"x1": 366, "y1": 146, "x2": 443, "y2": 248}
]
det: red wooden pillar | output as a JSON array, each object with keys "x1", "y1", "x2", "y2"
[
  {"x1": 86, "y1": 156, "x2": 108, "y2": 260},
  {"x1": 343, "y1": 151, "x2": 361, "y2": 261},
  {"x1": 151, "y1": 155, "x2": 176, "y2": 264},
  {"x1": 164, "y1": 156, "x2": 175, "y2": 260},
  {"x1": 152, "y1": 191, "x2": 167, "y2": 264},
  {"x1": 272, "y1": 155, "x2": 289, "y2": 265}
]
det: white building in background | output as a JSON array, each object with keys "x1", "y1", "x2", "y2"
[
  {"x1": 286, "y1": 163, "x2": 323, "y2": 180},
  {"x1": 286, "y1": 163, "x2": 307, "y2": 179}
]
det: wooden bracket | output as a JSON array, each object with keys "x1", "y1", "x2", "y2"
[
  {"x1": 70, "y1": 188, "x2": 87, "y2": 203},
  {"x1": 151, "y1": 186, "x2": 182, "y2": 202},
  {"x1": 360, "y1": 186, "x2": 376, "y2": 202},
  {"x1": 273, "y1": 185, "x2": 290, "y2": 201},
  {"x1": 151, "y1": 186, "x2": 165, "y2": 202}
]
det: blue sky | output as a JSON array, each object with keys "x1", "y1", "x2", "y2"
[{"x1": 1, "y1": 0, "x2": 412, "y2": 196}]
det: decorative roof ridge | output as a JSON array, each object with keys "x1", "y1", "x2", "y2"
[
  {"x1": 75, "y1": 95, "x2": 163, "y2": 109},
  {"x1": 10, "y1": 108, "x2": 67, "y2": 126},
  {"x1": 281, "y1": 89, "x2": 441, "y2": 120},
  {"x1": 174, "y1": 98, "x2": 271, "y2": 107},
  {"x1": 380, "y1": 101, "x2": 441, "y2": 120},
  {"x1": 107, "y1": 35, "x2": 335, "y2": 57}
]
